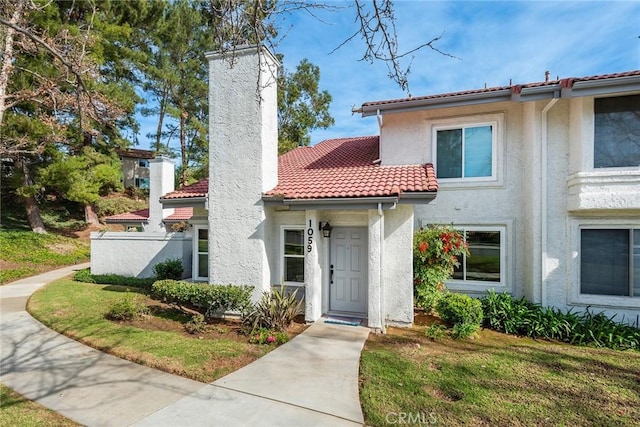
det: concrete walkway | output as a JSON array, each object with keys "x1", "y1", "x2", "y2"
[{"x1": 0, "y1": 265, "x2": 370, "y2": 426}]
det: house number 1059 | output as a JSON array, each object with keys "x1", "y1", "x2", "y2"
[{"x1": 307, "y1": 220, "x2": 314, "y2": 253}]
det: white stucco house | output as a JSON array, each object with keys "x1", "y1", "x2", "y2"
[{"x1": 92, "y1": 45, "x2": 640, "y2": 330}]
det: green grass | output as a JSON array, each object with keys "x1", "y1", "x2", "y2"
[
  {"x1": 360, "y1": 328, "x2": 640, "y2": 426},
  {"x1": 27, "y1": 279, "x2": 270, "y2": 382},
  {"x1": 0, "y1": 384, "x2": 79, "y2": 427},
  {"x1": 0, "y1": 231, "x2": 89, "y2": 284}
]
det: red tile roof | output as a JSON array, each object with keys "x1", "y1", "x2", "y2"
[
  {"x1": 161, "y1": 179, "x2": 208, "y2": 200},
  {"x1": 105, "y1": 207, "x2": 193, "y2": 223},
  {"x1": 265, "y1": 136, "x2": 437, "y2": 199},
  {"x1": 361, "y1": 70, "x2": 640, "y2": 109},
  {"x1": 105, "y1": 209, "x2": 149, "y2": 222}
]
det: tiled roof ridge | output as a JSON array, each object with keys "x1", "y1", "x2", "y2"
[{"x1": 362, "y1": 69, "x2": 640, "y2": 107}]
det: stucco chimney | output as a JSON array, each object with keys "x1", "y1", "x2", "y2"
[
  {"x1": 206, "y1": 45, "x2": 279, "y2": 295},
  {"x1": 147, "y1": 156, "x2": 175, "y2": 232}
]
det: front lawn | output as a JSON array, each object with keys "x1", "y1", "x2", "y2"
[
  {"x1": 360, "y1": 321, "x2": 640, "y2": 426},
  {"x1": 27, "y1": 279, "x2": 305, "y2": 383},
  {"x1": 0, "y1": 384, "x2": 79, "y2": 427}
]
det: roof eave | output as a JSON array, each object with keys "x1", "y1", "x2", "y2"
[
  {"x1": 360, "y1": 89, "x2": 513, "y2": 117},
  {"x1": 263, "y1": 196, "x2": 399, "y2": 211},
  {"x1": 160, "y1": 196, "x2": 207, "y2": 208},
  {"x1": 360, "y1": 74, "x2": 640, "y2": 116}
]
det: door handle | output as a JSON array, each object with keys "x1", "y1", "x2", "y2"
[{"x1": 330, "y1": 264, "x2": 334, "y2": 284}]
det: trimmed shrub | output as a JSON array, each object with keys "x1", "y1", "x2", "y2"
[
  {"x1": 153, "y1": 258, "x2": 184, "y2": 280},
  {"x1": 242, "y1": 285, "x2": 303, "y2": 334},
  {"x1": 105, "y1": 292, "x2": 149, "y2": 321},
  {"x1": 151, "y1": 280, "x2": 253, "y2": 318},
  {"x1": 436, "y1": 292, "x2": 483, "y2": 326},
  {"x1": 413, "y1": 225, "x2": 469, "y2": 312},
  {"x1": 435, "y1": 292, "x2": 483, "y2": 339},
  {"x1": 73, "y1": 269, "x2": 155, "y2": 289}
]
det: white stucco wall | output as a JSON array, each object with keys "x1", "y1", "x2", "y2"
[
  {"x1": 383, "y1": 204, "x2": 415, "y2": 326},
  {"x1": 90, "y1": 232, "x2": 192, "y2": 278},
  {"x1": 380, "y1": 93, "x2": 640, "y2": 323},
  {"x1": 206, "y1": 46, "x2": 279, "y2": 300},
  {"x1": 147, "y1": 157, "x2": 175, "y2": 232}
]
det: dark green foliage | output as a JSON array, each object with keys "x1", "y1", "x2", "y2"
[
  {"x1": 152, "y1": 258, "x2": 184, "y2": 280},
  {"x1": 73, "y1": 269, "x2": 155, "y2": 289},
  {"x1": 151, "y1": 280, "x2": 253, "y2": 318},
  {"x1": 435, "y1": 292, "x2": 483, "y2": 339},
  {"x1": 105, "y1": 292, "x2": 149, "y2": 321},
  {"x1": 481, "y1": 291, "x2": 640, "y2": 350},
  {"x1": 242, "y1": 285, "x2": 303, "y2": 334}
]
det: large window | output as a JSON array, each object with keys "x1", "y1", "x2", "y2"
[
  {"x1": 581, "y1": 229, "x2": 639, "y2": 297},
  {"x1": 594, "y1": 94, "x2": 640, "y2": 168},
  {"x1": 436, "y1": 124, "x2": 494, "y2": 179},
  {"x1": 283, "y1": 228, "x2": 304, "y2": 284},
  {"x1": 452, "y1": 228, "x2": 502, "y2": 283}
]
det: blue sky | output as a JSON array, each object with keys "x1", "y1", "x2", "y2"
[{"x1": 134, "y1": 0, "x2": 640, "y2": 151}]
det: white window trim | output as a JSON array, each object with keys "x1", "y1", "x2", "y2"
[
  {"x1": 430, "y1": 113, "x2": 504, "y2": 188},
  {"x1": 592, "y1": 95, "x2": 640, "y2": 171},
  {"x1": 280, "y1": 225, "x2": 305, "y2": 287},
  {"x1": 419, "y1": 219, "x2": 512, "y2": 294},
  {"x1": 192, "y1": 224, "x2": 208, "y2": 282},
  {"x1": 569, "y1": 219, "x2": 640, "y2": 309}
]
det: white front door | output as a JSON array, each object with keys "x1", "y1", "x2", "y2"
[{"x1": 330, "y1": 227, "x2": 367, "y2": 314}]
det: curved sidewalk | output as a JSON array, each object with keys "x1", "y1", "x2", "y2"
[{"x1": 0, "y1": 265, "x2": 369, "y2": 426}]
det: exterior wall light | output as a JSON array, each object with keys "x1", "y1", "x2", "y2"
[{"x1": 320, "y1": 222, "x2": 333, "y2": 238}]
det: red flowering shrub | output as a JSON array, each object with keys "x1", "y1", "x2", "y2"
[{"x1": 413, "y1": 225, "x2": 469, "y2": 312}]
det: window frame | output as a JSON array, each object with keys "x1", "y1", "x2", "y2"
[
  {"x1": 193, "y1": 225, "x2": 209, "y2": 282},
  {"x1": 448, "y1": 225, "x2": 506, "y2": 288},
  {"x1": 579, "y1": 226, "x2": 639, "y2": 298},
  {"x1": 280, "y1": 226, "x2": 305, "y2": 287},
  {"x1": 593, "y1": 94, "x2": 640, "y2": 170},
  {"x1": 431, "y1": 114, "x2": 502, "y2": 185},
  {"x1": 138, "y1": 159, "x2": 150, "y2": 168}
]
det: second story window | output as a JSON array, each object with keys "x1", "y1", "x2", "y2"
[
  {"x1": 138, "y1": 159, "x2": 150, "y2": 168},
  {"x1": 435, "y1": 124, "x2": 495, "y2": 180},
  {"x1": 594, "y1": 94, "x2": 640, "y2": 168}
]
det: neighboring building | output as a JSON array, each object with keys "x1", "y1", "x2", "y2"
[
  {"x1": 93, "y1": 45, "x2": 640, "y2": 330},
  {"x1": 118, "y1": 148, "x2": 155, "y2": 189}
]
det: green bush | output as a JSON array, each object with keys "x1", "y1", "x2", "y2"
[
  {"x1": 73, "y1": 269, "x2": 155, "y2": 289},
  {"x1": 436, "y1": 292, "x2": 483, "y2": 326},
  {"x1": 105, "y1": 292, "x2": 149, "y2": 321},
  {"x1": 242, "y1": 285, "x2": 303, "y2": 334},
  {"x1": 73, "y1": 268, "x2": 96, "y2": 283},
  {"x1": 413, "y1": 225, "x2": 469, "y2": 312},
  {"x1": 481, "y1": 291, "x2": 640, "y2": 350},
  {"x1": 424, "y1": 324, "x2": 447, "y2": 341},
  {"x1": 153, "y1": 258, "x2": 184, "y2": 280},
  {"x1": 151, "y1": 280, "x2": 253, "y2": 318}
]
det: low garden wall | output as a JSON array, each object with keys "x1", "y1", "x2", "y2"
[{"x1": 90, "y1": 232, "x2": 192, "y2": 278}]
